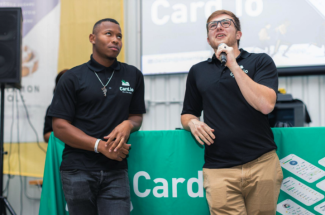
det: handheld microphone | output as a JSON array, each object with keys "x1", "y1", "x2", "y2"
[{"x1": 218, "y1": 43, "x2": 227, "y2": 66}]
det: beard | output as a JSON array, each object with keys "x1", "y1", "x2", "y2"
[
  {"x1": 106, "y1": 56, "x2": 116, "y2": 60},
  {"x1": 97, "y1": 49, "x2": 119, "y2": 60},
  {"x1": 214, "y1": 39, "x2": 237, "y2": 50}
]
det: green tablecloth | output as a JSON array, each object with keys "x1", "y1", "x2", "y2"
[{"x1": 39, "y1": 128, "x2": 325, "y2": 215}]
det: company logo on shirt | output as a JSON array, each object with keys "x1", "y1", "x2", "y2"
[
  {"x1": 122, "y1": 80, "x2": 130, "y2": 86},
  {"x1": 120, "y1": 80, "x2": 134, "y2": 94},
  {"x1": 230, "y1": 65, "x2": 248, "y2": 78}
]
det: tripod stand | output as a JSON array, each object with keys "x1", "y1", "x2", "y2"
[{"x1": 0, "y1": 84, "x2": 17, "y2": 215}]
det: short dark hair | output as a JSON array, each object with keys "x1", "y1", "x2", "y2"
[
  {"x1": 92, "y1": 18, "x2": 120, "y2": 34},
  {"x1": 206, "y1": 10, "x2": 241, "y2": 46}
]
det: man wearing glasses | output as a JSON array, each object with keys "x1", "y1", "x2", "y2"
[{"x1": 181, "y1": 10, "x2": 282, "y2": 214}]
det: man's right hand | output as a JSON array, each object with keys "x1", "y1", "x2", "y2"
[
  {"x1": 188, "y1": 119, "x2": 215, "y2": 145},
  {"x1": 98, "y1": 141, "x2": 131, "y2": 161}
]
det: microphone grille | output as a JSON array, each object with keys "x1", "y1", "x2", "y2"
[{"x1": 218, "y1": 43, "x2": 227, "y2": 48}]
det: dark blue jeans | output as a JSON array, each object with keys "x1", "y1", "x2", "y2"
[{"x1": 60, "y1": 169, "x2": 130, "y2": 215}]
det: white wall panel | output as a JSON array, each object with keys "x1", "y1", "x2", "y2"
[
  {"x1": 279, "y1": 75, "x2": 325, "y2": 127},
  {"x1": 307, "y1": 76, "x2": 320, "y2": 126},
  {"x1": 290, "y1": 76, "x2": 304, "y2": 99},
  {"x1": 278, "y1": 77, "x2": 287, "y2": 91},
  {"x1": 124, "y1": 0, "x2": 325, "y2": 130},
  {"x1": 142, "y1": 74, "x2": 187, "y2": 130},
  {"x1": 319, "y1": 76, "x2": 325, "y2": 126}
]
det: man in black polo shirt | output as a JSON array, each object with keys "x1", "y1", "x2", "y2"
[
  {"x1": 43, "y1": 69, "x2": 67, "y2": 143},
  {"x1": 48, "y1": 18, "x2": 145, "y2": 215},
  {"x1": 181, "y1": 10, "x2": 283, "y2": 214}
]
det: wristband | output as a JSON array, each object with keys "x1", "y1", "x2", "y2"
[{"x1": 94, "y1": 139, "x2": 101, "y2": 153}]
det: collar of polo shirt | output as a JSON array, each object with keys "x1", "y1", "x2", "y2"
[{"x1": 87, "y1": 54, "x2": 121, "y2": 72}]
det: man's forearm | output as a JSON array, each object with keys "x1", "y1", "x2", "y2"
[
  {"x1": 181, "y1": 114, "x2": 215, "y2": 145},
  {"x1": 103, "y1": 114, "x2": 143, "y2": 152},
  {"x1": 53, "y1": 117, "x2": 98, "y2": 151},
  {"x1": 125, "y1": 114, "x2": 143, "y2": 133},
  {"x1": 44, "y1": 132, "x2": 51, "y2": 143},
  {"x1": 230, "y1": 65, "x2": 276, "y2": 115},
  {"x1": 181, "y1": 114, "x2": 200, "y2": 131}
]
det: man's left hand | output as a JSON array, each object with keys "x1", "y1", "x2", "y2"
[{"x1": 104, "y1": 120, "x2": 133, "y2": 152}]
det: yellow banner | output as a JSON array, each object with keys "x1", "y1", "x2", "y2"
[
  {"x1": 3, "y1": 142, "x2": 48, "y2": 178},
  {"x1": 58, "y1": 0, "x2": 125, "y2": 72}
]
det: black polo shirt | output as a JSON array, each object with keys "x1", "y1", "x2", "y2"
[
  {"x1": 181, "y1": 49, "x2": 278, "y2": 168},
  {"x1": 43, "y1": 106, "x2": 52, "y2": 135},
  {"x1": 48, "y1": 55, "x2": 146, "y2": 171}
]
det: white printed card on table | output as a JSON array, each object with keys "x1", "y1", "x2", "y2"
[
  {"x1": 281, "y1": 177, "x2": 324, "y2": 206},
  {"x1": 277, "y1": 199, "x2": 314, "y2": 215},
  {"x1": 280, "y1": 154, "x2": 325, "y2": 183},
  {"x1": 319, "y1": 157, "x2": 325, "y2": 168},
  {"x1": 314, "y1": 202, "x2": 325, "y2": 215},
  {"x1": 316, "y1": 179, "x2": 325, "y2": 192}
]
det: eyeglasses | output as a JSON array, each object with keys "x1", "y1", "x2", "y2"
[{"x1": 206, "y1": 19, "x2": 238, "y2": 31}]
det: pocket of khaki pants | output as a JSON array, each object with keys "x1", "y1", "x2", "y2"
[
  {"x1": 203, "y1": 169, "x2": 208, "y2": 189},
  {"x1": 203, "y1": 169, "x2": 227, "y2": 208},
  {"x1": 209, "y1": 186, "x2": 227, "y2": 208}
]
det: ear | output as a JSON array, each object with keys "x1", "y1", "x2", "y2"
[
  {"x1": 89, "y1": 34, "x2": 95, "y2": 44},
  {"x1": 236, "y1": 31, "x2": 242, "y2": 40}
]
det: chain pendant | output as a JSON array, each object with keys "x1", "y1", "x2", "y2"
[
  {"x1": 93, "y1": 70, "x2": 114, "y2": 97},
  {"x1": 102, "y1": 86, "x2": 107, "y2": 97}
]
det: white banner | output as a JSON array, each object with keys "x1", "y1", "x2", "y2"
[{"x1": 1, "y1": 0, "x2": 60, "y2": 143}]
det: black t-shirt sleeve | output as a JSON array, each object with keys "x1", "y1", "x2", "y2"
[
  {"x1": 181, "y1": 67, "x2": 203, "y2": 117},
  {"x1": 129, "y1": 69, "x2": 146, "y2": 114},
  {"x1": 253, "y1": 53, "x2": 278, "y2": 93},
  {"x1": 48, "y1": 71, "x2": 78, "y2": 121},
  {"x1": 43, "y1": 106, "x2": 52, "y2": 135}
]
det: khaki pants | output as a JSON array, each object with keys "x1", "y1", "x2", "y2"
[{"x1": 203, "y1": 150, "x2": 283, "y2": 215}]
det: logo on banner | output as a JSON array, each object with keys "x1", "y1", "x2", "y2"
[{"x1": 133, "y1": 171, "x2": 204, "y2": 198}]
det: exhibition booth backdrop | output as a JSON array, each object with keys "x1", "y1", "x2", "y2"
[{"x1": 40, "y1": 128, "x2": 325, "y2": 215}]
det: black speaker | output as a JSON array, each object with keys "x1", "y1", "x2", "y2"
[{"x1": 0, "y1": 8, "x2": 22, "y2": 89}]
